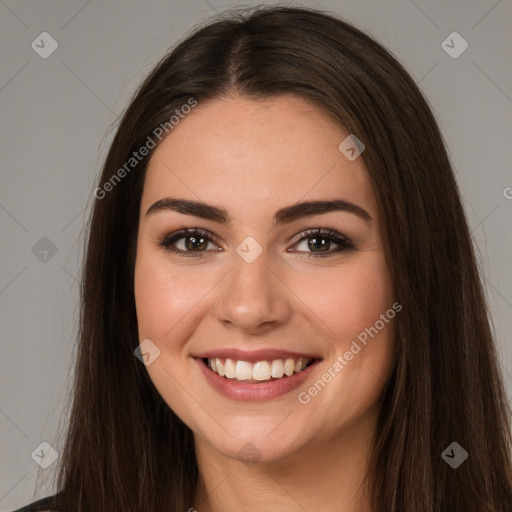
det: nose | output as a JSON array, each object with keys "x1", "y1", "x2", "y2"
[{"x1": 215, "y1": 248, "x2": 292, "y2": 335}]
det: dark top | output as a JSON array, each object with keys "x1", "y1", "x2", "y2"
[{"x1": 9, "y1": 495, "x2": 57, "y2": 512}]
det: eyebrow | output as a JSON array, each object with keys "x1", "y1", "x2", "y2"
[{"x1": 145, "y1": 197, "x2": 373, "y2": 225}]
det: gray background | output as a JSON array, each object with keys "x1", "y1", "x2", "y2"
[{"x1": 1, "y1": 0, "x2": 511, "y2": 509}]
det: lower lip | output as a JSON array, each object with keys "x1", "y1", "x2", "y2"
[{"x1": 195, "y1": 357, "x2": 321, "y2": 401}]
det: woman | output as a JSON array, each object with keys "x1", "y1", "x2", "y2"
[{"x1": 12, "y1": 5, "x2": 512, "y2": 512}]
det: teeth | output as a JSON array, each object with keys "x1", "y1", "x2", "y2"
[
  {"x1": 216, "y1": 358, "x2": 225, "y2": 377},
  {"x1": 271, "y1": 359, "x2": 284, "y2": 378},
  {"x1": 235, "y1": 360, "x2": 253, "y2": 380},
  {"x1": 252, "y1": 361, "x2": 271, "y2": 381},
  {"x1": 207, "y1": 357, "x2": 312, "y2": 382},
  {"x1": 224, "y1": 358, "x2": 236, "y2": 378},
  {"x1": 284, "y1": 358, "x2": 295, "y2": 376}
]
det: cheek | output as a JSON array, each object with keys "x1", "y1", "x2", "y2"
[
  {"x1": 298, "y1": 257, "x2": 396, "y2": 419},
  {"x1": 134, "y1": 247, "x2": 216, "y2": 342},
  {"x1": 134, "y1": 249, "x2": 184, "y2": 340},
  {"x1": 134, "y1": 248, "x2": 213, "y2": 434},
  {"x1": 293, "y1": 255, "x2": 394, "y2": 344}
]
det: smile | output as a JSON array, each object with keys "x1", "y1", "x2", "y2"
[
  {"x1": 194, "y1": 350, "x2": 322, "y2": 401},
  {"x1": 206, "y1": 357, "x2": 314, "y2": 382}
]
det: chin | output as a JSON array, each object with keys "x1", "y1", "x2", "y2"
[{"x1": 200, "y1": 422, "x2": 312, "y2": 465}]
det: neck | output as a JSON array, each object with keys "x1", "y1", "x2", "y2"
[{"x1": 192, "y1": 406, "x2": 379, "y2": 512}]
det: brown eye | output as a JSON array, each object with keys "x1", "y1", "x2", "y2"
[
  {"x1": 157, "y1": 227, "x2": 354, "y2": 259},
  {"x1": 290, "y1": 228, "x2": 354, "y2": 258},
  {"x1": 158, "y1": 228, "x2": 220, "y2": 257}
]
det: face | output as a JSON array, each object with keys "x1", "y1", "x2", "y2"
[{"x1": 134, "y1": 94, "x2": 397, "y2": 463}]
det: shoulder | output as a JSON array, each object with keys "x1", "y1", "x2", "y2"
[{"x1": 8, "y1": 495, "x2": 56, "y2": 512}]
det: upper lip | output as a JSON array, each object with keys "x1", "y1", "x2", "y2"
[{"x1": 194, "y1": 348, "x2": 322, "y2": 363}]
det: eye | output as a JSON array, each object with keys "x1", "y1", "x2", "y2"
[
  {"x1": 157, "y1": 228, "x2": 221, "y2": 257},
  {"x1": 290, "y1": 228, "x2": 354, "y2": 258},
  {"x1": 156, "y1": 227, "x2": 354, "y2": 258}
]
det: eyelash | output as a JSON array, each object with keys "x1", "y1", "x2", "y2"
[{"x1": 156, "y1": 227, "x2": 354, "y2": 259}]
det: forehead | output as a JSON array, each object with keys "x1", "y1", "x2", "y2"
[{"x1": 142, "y1": 94, "x2": 377, "y2": 225}]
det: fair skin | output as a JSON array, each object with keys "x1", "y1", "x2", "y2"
[{"x1": 134, "y1": 94, "x2": 396, "y2": 512}]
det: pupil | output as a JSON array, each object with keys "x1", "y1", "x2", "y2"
[
  {"x1": 186, "y1": 236, "x2": 207, "y2": 251},
  {"x1": 309, "y1": 236, "x2": 329, "y2": 252}
]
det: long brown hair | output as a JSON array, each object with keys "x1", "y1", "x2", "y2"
[{"x1": 43, "y1": 5, "x2": 512, "y2": 511}]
